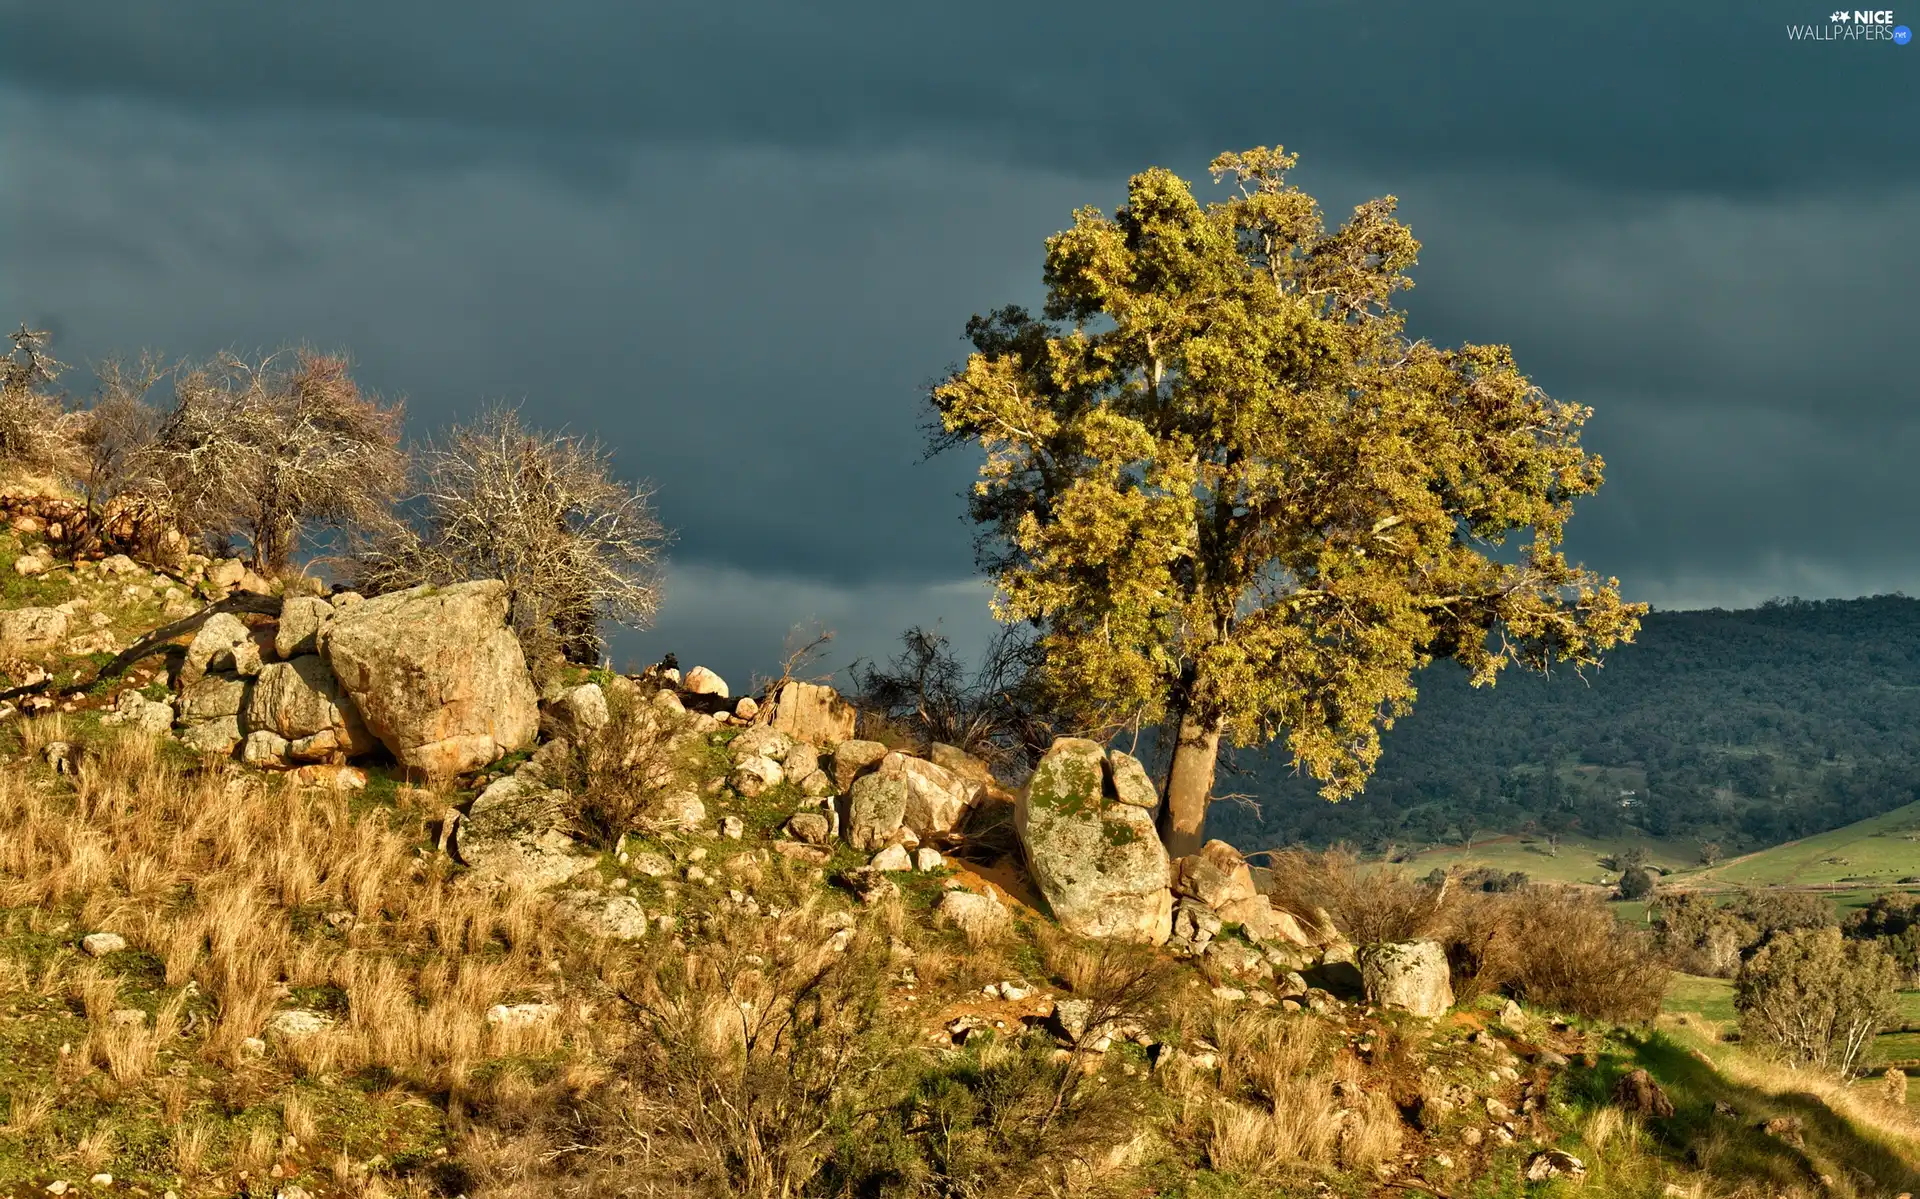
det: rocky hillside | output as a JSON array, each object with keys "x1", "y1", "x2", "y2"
[{"x1": 0, "y1": 501, "x2": 1915, "y2": 1198}]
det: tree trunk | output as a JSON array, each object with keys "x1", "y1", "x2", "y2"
[{"x1": 1159, "y1": 708, "x2": 1222, "y2": 859}]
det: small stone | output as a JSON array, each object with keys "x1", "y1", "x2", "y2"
[
  {"x1": 870, "y1": 844, "x2": 913, "y2": 872},
  {"x1": 734, "y1": 696, "x2": 759, "y2": 720},
  {"x1": 81, "y1": 932, "x2": 127, "y2": 957},
  {"x1": 683, "y1": 666, "x2": 729, "y2": 697},
  {"x1": 720, "y1": 815, "x2": 744, "y2": 840},
  {"x1": 631, "y1": 852, "x2": 672, "y2": 878},
  {"x1": 785, "y1": 811, "x2": 833, "y2": 845},
  {"x1": 108, "y1": 1008, "x2": 146, "y2": 1027},
  {"x1": 914, "y1": 847, "x2": 944, "y2": 872},
  {"x1": 485, "y1": 1002, "x2": 560, "y2": 1028}
]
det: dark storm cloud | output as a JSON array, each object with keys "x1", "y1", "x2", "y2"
[
  {"x1": 3, "y1": 0, "x2": 1915, "y2": 196},
  {"x1": 2, "y1": 2, "x2": 1916, "y2": 681}
]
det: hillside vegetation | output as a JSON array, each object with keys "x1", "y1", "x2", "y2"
[{"x1": 1213, "y1": 597, "x2": 1920, "y2": 858}]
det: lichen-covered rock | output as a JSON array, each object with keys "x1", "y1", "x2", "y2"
[
  {"x1": 542, "y1": 683, "x2": 610, "y2": 743},
  {"x1": 830, "y1": 739, "x2": 890, "y2": 790},
  {"x1": 1216, "y1": 896, "x2": 1314, "y2": 947},
  {"x1": 729, "y1": 755, "x2": 784, "y2": 797},
  {"x1": 1357, "y1": 940, "x2": 1454, "y2": 1018},
  {"x1": 928, "y1": 741, "x2": 992, "y2": 783},
  {"x1": 0, "y1": 606, "x2": 68, "y2": 656},
  {"x1": 767, "y1": 680, "x2": 856, "y2": 745},
  {"x1": 728, "y1": 724, "x2": 795, "y2": 763},
  {"x1": 324, "y1": 580, "x2": 539, "y2": 777},
  {"x1": 1106, "y1": 748, "x2": 1159, "y2": 810},
  {"x1": 785, "y1": 811, "x2": 833, "y2": 845},
  {"x1": 179, "y1": 715, "x2": 243, "y2": 755},
  {"x1": 176, "y1": 672, "x2": 250, "y2": 722},
  {"x1": 1015, "y1": 738, "x2": 1171, "y2": 944},
  {"x1": 275, "y1": 595, "x2": 335, "y2": 658},
  {"x1": 101, "y1": 690, "x2": 174, "y2": 735},
  {"x1": 557, "y1": 891, "x2": 649, "y2": 940},
  {"x1": 180, "y1": 612, "x2": 263, "y2": 687},
  {"x1": 453, "y1": 775, "x2": 591, "y2": 889},
  {"x1": 246, "y1": 657, "x2": 376, "y2": 759},
  {"x1": 240, "y1": 729, "x2": 291, "y2": 767},
  {"x1": 1173, "y1": 840, "x2": 1259, "y2": 910},
  {"x1": 883, "y1": 752, "x2": 974, "y2": 839},
  {"x1": 844, "y1": 771, "x2": 909, "y2": 851}
]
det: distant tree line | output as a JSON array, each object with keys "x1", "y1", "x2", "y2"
[{"x1": 1207, "y1": 596, "x2": 1920, "y2": 857}]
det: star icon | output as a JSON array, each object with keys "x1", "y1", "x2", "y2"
[{"x1": 1832, "y1": 9, "x2": 1850, "y2": 19}]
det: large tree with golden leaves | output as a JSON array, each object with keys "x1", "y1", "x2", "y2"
[{"x1": 930, "y1": 148, "x2": 1643, "y2": 857}]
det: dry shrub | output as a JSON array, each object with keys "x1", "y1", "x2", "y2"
[
  {"x1": 557, "y1": 682, "x2": 708, "y2": 848},
  {"x1": 0, "y1": 325, "x2": 83, "y2": 477},
  {"x1": 463, "y1": 904, "x2": 904, "y2": 1199},
  {"x1": 1505, "y1": 888, "x2": 1667, "y2": 1023},
  {"x1": 1264, "y1": 848, "x2": 1452, "y2": 944}
]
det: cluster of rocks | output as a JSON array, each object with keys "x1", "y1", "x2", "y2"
[{"x1": 172, "y1": 579, "x2": 539, "y2": 775}]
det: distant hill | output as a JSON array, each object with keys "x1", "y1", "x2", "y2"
[{"x1": 1209, "y1": 595, "x2": 1920, "y2": 858}]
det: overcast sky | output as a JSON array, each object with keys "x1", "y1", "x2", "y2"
[{"x1": 2, "y1": 1, "x2": 1914, "y2": 686}]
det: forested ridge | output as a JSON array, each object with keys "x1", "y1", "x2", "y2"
[{"x1": 1213, "y1": 595, "x2": 1920, "y2": 854}]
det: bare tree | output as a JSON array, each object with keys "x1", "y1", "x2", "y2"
[
  {"x1": 75, "y1": 354, "x2": 167, "y2": 515},
  {"x1": 850, "y1": 622, "x2": 1094, "y2": 776},
  {"x1": 351, "y1": 406, "x2": 667, "y2": 672},
  {"x1": 151, "y1": 349, "x2": 406, "y2": 573},
  {"x1": 0, "y1": 325, "x2": 83, "y2": 476}
]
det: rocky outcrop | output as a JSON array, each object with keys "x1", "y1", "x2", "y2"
[
  {"x1": 886, "y1": 752, "x2": 975, "y2": 840},
  {"x1": 179, "y1": 612, "x2": 264, "y2": 688},
  {"x1": 246, "y1": 656, "x2": 377, "y2": 762},
  {"x1": 1357, "y1": 940, "x2": 1454, "y2": 1018},
  {"x1": 767, "y1": 680, "x2": 856, "y2": 745},
  {"x1": 1015, "y1": 738, "x2": 1171, "y2": 944},
  {"x1": 324, "y1": 581, "x2": 540, "y2": 776}
]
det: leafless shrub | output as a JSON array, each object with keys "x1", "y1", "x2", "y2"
[
  {"x1": 352, "y1": 406, "x2": 667, "y2": 672},
  {"x1": 75, "y1": 354, "x2": 167, "y2": 513},
  {"x1": 151, "y1": 348, "x2": 406, "y2": 572},
  {"x1": 1263, "y1": 848, "x2": 1452, "y2": 944},
  {"x1": 851, "y1": 623, "x2": 1075, "y2": 777},
  {"x1": 0, "y1": 324, "x2": 84, "y2": 477}
]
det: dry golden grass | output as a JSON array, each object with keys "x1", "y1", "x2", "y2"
[{"x1": 0, "y1": 718, "x2": 580, "y2": 1188}]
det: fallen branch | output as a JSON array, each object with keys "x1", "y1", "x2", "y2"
[{"x1": 0, "y1": 590, "x2": 281, "y2": 704}]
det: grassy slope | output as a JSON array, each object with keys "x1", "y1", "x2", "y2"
[
  {"x1": 1388, "y1": 831, "x2": 1703, "y2": 888},
  {"x1": 1676, "y1": 799, "x2": 1920, "y2": 888}
]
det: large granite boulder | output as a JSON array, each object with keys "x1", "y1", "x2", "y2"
[
  {"x1": 844, "y1": 771, "x2": 910, "y2": 851},
  {"x1": 453, "y1": 775, "x2": 591, "y2": 889},
  {"x1": 1358, "y1": 940, "x2": 1455, "y2": 1018},
  {"x1": 1015, "y1": 738, "x2": 1171, "y2": 944},
  {"x1": 767, "y1": 680, "x2": 857, "y2": 746},
  {"x1": 246, "y1": 656, "x2": 378, "y2": 762},
  {"x1": 324, "y1": 580, "x2": 539, "y2": 776},
  {"x1": 885, "y1": 752, "x2": 976, "y2": 839}
]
